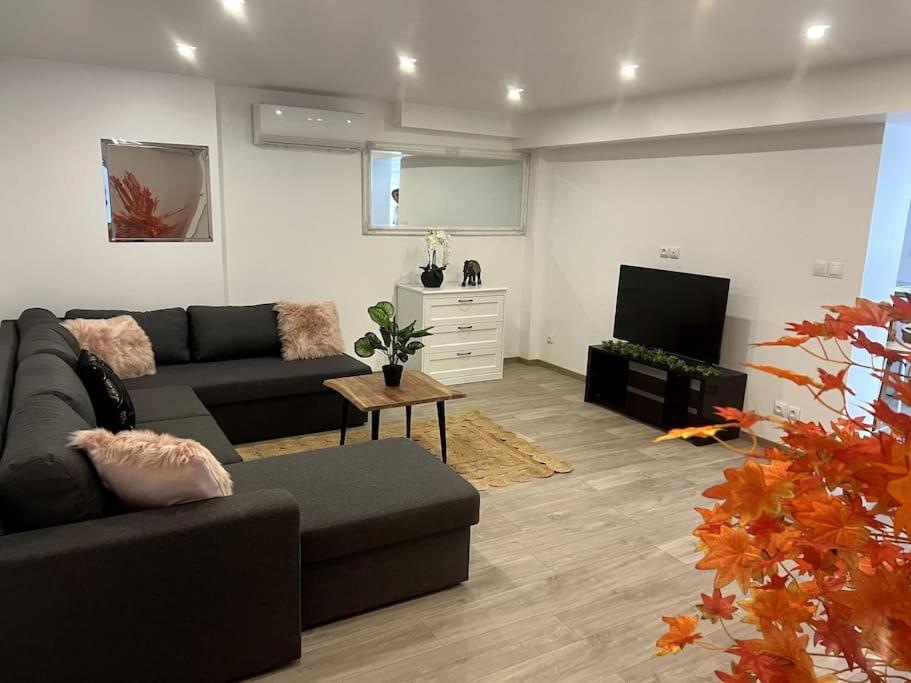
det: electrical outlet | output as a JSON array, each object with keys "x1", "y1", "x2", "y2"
[
  {"x1": 545, "y1": 335, "x2": 555, "y2": 345},
  {"x1": 812, "y1": 260, "x2": 829, "y2": 277},
  {"x1": 773, "y1": 401, "x2": 787, "y2": 418},
  {"x1": 828, "y1": 261, "x2": 845, "y2": 279},
  {"x1": 659, "y1": 246, "x2": 669, "y2": 259},
  {"x1": 786, "y1": 405, "x2": 801, "y2": 422},
  {"x1": 669, "y1": 246, "x2": 681, "y2": 259}
]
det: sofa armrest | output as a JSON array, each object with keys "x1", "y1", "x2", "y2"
[{"x1": 0, "y1": 490, "x2": 301, "y2": 683}]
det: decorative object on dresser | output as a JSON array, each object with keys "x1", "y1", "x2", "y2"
[
  {"x1": 461, "y1": 259, "x2": 482, "y2": 286},
  {"x1": 353, "y1": 300, "x2": 433, "y2": 387},
  {"x1": 323, "y1": 370, "x2": 464, "y2": 462},
  {"x1": 395, "y1": 283, "x2": 506, "y2": 385},
  {"x1": 584, "y1": 344, "x2": 747, "y2": 446},
  {"x1": 419, "y1": 230, "x2": 451, "y2": 288}
]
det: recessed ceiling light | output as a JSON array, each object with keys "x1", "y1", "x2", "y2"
[
  {"x1": 399, "y1": 56, "x2": 417, "y2": 74},
  {"x1": 176, "y1": 42, "x2": 197, "y2": 61},
  {"x1": 806, "y1": 24, "x2": 831, "y2": 41},
  {"x1": 346, "y1": 119, "x2": 352, "y2": 124},
  {"x1": 620, "y1": 63, "x2": 640, "y2": 81},
  {"x1": 222, "y1": 0, "x2": 245, "y2": 16},
  {"x1": 506, "y1": 86, "x2": 524, "y2": 102},
  {"x1": 274, "y1": 109, "x2": 283, "y2": 116}
]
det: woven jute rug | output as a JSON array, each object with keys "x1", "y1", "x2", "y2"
[{"x1": 236, "y1": 410, "x2": 572, "y2": 491}]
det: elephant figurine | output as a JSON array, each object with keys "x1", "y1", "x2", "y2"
[{"x1": 461, "y1": 260, "x2": 482, "y2": 287}]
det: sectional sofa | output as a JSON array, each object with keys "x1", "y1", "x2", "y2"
[{"x1": 0, "y1": 305, "x2": 480, "y2": 683}]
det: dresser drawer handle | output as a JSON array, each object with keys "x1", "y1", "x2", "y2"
[
  {"x1": 456, "y1": 351, "x2": 472, "y2": 357},
  {"x1": 458, "y1": 298, "x2": 474, "y2": 303},
  {"x1": 457, "y1": 325, "x2": 473, "y2": 330}
]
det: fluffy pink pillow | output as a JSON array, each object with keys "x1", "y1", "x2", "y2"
[
  {"x1": 62, "y1": 316, "x2": 156, "y2": 379},
  {"x1": 69, "y1": 428, "x2": 233, "y2": 509},
  {"x1": 274, "y1": 301, "x2": 344, "y2": 360}
]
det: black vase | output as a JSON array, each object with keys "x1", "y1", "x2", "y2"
[
  {"x1": 382, "y1": 364, "x2": 404, "y2": 387},
  {"x1": 420, "y1": 265, "x2": 445, "y2": 288}
]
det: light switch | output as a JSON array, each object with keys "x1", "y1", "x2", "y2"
[
  {"x1": 812, "y1": 260, "x2": 829, "y2": 277},
  {"x1": 828, "y1": 261, "x2": 845, "y2": 279}
]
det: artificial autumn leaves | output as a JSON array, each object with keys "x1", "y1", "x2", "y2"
[{"x1": 656, "y1": 296, "x2": 911, "y2": 682}]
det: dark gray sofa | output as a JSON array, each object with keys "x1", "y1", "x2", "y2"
[{"x1": 0, "y1": 306, "x2": 481, "y2": 682}]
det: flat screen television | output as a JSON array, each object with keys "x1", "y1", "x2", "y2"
[{"x1": 613, "y1": 265, "x2": 730, "y2": 365}]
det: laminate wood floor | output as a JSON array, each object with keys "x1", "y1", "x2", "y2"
[{"x1": 250, "y1": 363, "x2": 748, "y2": 682}]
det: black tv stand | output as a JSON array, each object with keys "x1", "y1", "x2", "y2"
[{"x1": 584, "y1": 345, "x2": 747, "y2": 446}]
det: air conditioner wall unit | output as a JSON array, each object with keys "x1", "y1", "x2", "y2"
[{"x1": 252, "y1": 104, "x2": 367, "y2": 151}]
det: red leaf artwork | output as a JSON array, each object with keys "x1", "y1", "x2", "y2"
[{"x1": 109, "y1": 170, "x2": 188, "y2": 239}]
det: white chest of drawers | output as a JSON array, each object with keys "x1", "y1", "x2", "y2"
[{"x1": 395, "y1": 283, "x2": 507, "y2": 385}]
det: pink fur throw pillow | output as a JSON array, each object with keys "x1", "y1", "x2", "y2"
[
  {"x1": 274, "y1": 301, "x2": 344, "y2": 360},
  {"x1": 69, "y1": 428, "x2": 233, "y2": 509},
  {"x1": 62, "y1": 315, "x2": 156, "y2": 379}
]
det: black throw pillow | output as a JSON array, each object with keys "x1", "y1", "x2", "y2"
[{"x1": 75, "y1": 350, "x2": 136, "y2": 433}]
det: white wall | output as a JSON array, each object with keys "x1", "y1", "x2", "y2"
[
  {"x1": 527, "y1": 126, "x2": 882, "y2": 439},
  {"x1": 0, "y1": 57, "x2": 227, "y2": 319},
  {"x1": 216, "y1": 85, "x2": 527, "y2": 362}
]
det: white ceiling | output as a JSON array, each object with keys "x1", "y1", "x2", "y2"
[{"x1": 2, "y1": 0, "x2": 911, "y2": 112}]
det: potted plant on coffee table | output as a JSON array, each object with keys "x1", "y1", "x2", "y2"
[{"x1": 354, "y1": 301, "x2": 433, "y2": 387}]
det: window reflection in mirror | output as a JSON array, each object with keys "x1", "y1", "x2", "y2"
[{"x1": 365, "y1": 146, "x2": 528, "y2": 234}]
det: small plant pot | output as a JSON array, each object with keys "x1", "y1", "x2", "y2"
[
  {"x1": 382, "y1": 364, "x2": 404, "y2": 387},
  {"x1": 420, "y1": 265, "x2": 445, "y2": 288}
]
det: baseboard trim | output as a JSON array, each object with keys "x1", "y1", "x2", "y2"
[{"x1": 504, "y1": 357, "x2": 586, "y2": 381}]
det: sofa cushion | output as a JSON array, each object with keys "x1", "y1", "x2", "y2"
[
  {"x1": 228, "y1": 438, "x2": 480, "y2": 563},
  {"x1": 129, "y1": 386, "x2": 210, "y2": 423},
  {"x1": 13, "y1": 353, "x2": 96, "y2": 426},
  {"x1": 187, "y1": 305, "x2": 281, "y2": 362},
  {"x1": 0, "y1": 394, "x2": 109, "y2": 531},
  {"x1": 123, "y1": 355, "x2": 371, "y2": 407},
  {"x1": 136, "y1": 415, "x2": 241, "y2": 465},
  {"x1": 76, "y1": 351, "x2": 135, "y2": 433},
  {"x1": 65, "y1": 308, "x2": 191, "y2": 365},
  {"x1": 70, "y1": 428, "x2": 233, "y2": 510},
  {"x1": 17, "y1": 325, "x2": 80, "y2": 368},
  {"x1": 16, "y1": 308, "x2": 59, "y2": 338},
  {"x1": 63, "y1": 316, "x2": 157, "y2": 380}
]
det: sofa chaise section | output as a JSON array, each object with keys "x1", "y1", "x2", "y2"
[{"x1": 230, "y1": 438, "x2": 481, "y2": 628}]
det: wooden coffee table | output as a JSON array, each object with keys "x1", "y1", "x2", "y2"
[{"x1": 323, "y1": 371, "x2": 465, "y2": 463}]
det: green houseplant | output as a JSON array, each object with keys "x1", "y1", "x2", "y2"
[{"x1": 354, "y1": 301, "x2": 433, "y2": 387}]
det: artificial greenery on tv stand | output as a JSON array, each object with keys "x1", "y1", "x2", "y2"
[{"x1": 599, "y1": 340, "x2": 721, "y2": 377}]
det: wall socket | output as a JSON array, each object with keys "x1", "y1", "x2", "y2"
[
  {"x1": 774, "y1": 400, "x2": 801, "y2": 421},
  {"x1": 659, "y1": 245, "x2": 681, "y2": 259},
  {"x1": 812, "y1": 260, "x2": 845, "y2": 279}
]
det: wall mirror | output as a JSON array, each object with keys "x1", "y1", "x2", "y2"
[{"x1": 363, "y1": 143, "x2": 529, "y2": 235}]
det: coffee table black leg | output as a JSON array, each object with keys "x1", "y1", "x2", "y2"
[
  {"x1": 405, "y1": 405, "x2": 412, "y2": 438},
  {"x1": 339, "y1": 398, "x2": 350, "y2": 446},
  {"x1": 371, "y1": 410, "x2": 381, "y2": 440},
  {"x1": 436, "y1": 401, "x2": 447, "y2": 464}
]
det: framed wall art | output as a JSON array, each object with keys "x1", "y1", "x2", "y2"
[{"x1": 101, "y1": 139, "x2": 213, "y2": 242}]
